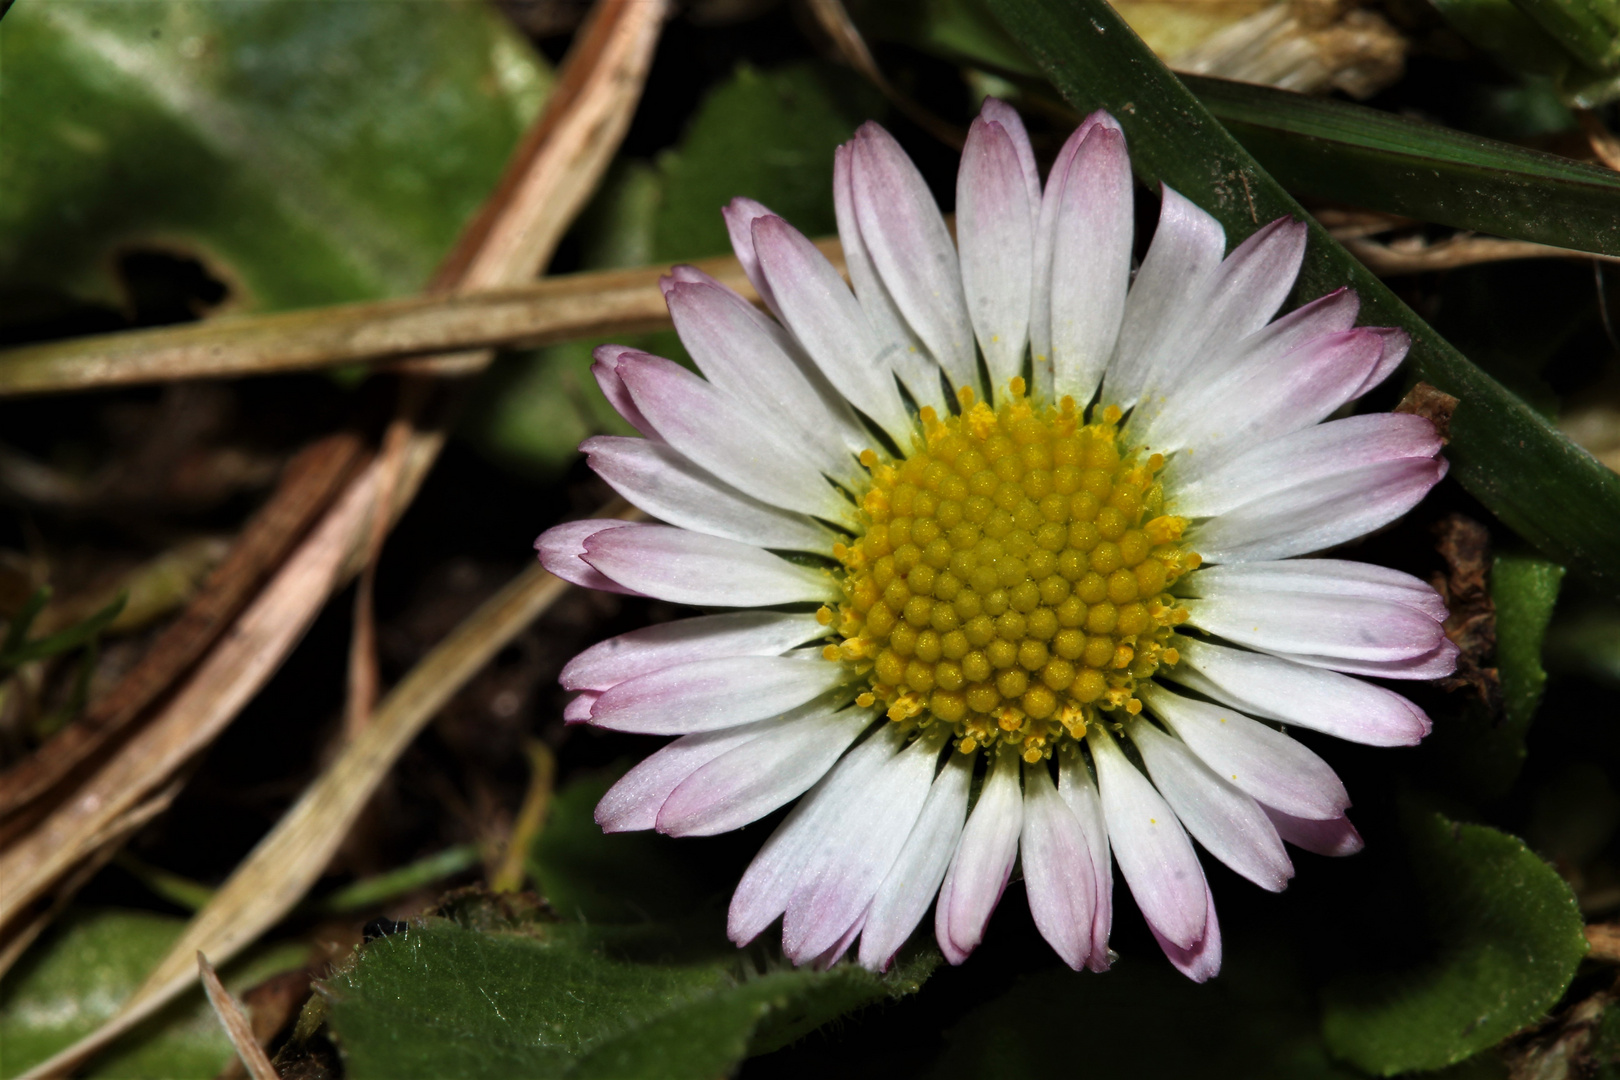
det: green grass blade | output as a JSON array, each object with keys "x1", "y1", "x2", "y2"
[
  {"x1": 1184, "y1": 74, "x2": 1620, "y2": 257},
  {"x1": 986, "y1": 0, "x2": 1620, "y2": 598}
]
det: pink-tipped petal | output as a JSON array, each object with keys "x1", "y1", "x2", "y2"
[
  {"x1": 591, "y1": 346, "x2": 659, "y2": 438},
  {"x1": 1266, "y1": 806, "x2": 1365, "y2": 856},
  {"x1": 783, "y1": 730, "x2": 944, "y2": 962},
  {"x1": 1058, "y1": 751, "x2": 1114, "y2": 971},
  {"x1": 728, "y1": 724, "x2": 905, "y2": 946},
  {"x1": 833, "y1": 143, "x2": 946, "y2": 415},
  {"x1": 850, "y1": 122, "x2": 977, "y2": 393},
  {"x1": 978, "y1": 98, "x2": 1041, "y2": 208},
  {"x1": 657, "y1": 700, "x2": 872, "y2": 836},
  {"x1": 1020, "y1": 761, "x2": 1097, "y2": 970},
  {"x1": 1190, "y1": 455, "x2": 1447, "y2": 563},
  {"x1": 1353, "y1": 327, "x2": 1411, "y2": 398},
  {"x1": 1032, "y1": 109, "x2": 1122, "y2": 397},
  {"x1": 588, "y1": 655, "x2": 852, "y2": 735},
  {"x1": 1151, "y1": 882, "x2": 1222, "y2": 983},
  {"x1": 935, "y1": 748, "x2": 1023, "y2": 962},
  {"x1": 751, "y1": 214, "x2": 914, "y2": 443},
  {"x1": 1182, "y1": 591, "x2": 1446, "y2": 665},
  {"x1": 581, "y1": 524, "x2": 838, "y2": 607},
  {"x1": 1178, "y1": 558, "x2": 1449, "y2": 621},
  {"x1": 1128, "y1": 718, "x2": 1293, "y2": 893},
  {"x1": 1272, "y1": 638, "x2": 1460, "y2": 680},
  {"x1": 1049, "y1": 125, "x2": 1133, "y2": 407},
  {"x1": 583, "y1": 436, "x2": 835, "y2": 552},
  {"x1": 957, "y1": 114, "x2": 1035, "y2": 394},
  {"x1": 536, "y1": 519, "x2": 645, "y2": 596},
  {"x1": 722, "y1": 196, "x2": 784, "y2": 319},
  {"x1": 1140, "y1": 684, "x2": 1349, "y2": 821},
  {"x1": 1104, "y1": 186, "x2": 1227, "y2": 409},
  {"x1": 595, "y1": 721, "x2": 777, "y2": 833},
  {"x1": 561, "y1": 610, "x2": 826, "y2": 692},
  {"x1": 617, "y1": 351, "x2": 850, "y2": 522},
  {"x1": 1169, "y1": 637, "x2": 1433, "y2": 747},
  {"x1": 1088, "y1": 725, "x2": 1207, "y2": 949},
  {"x1": 859, "y1": 752, "x2": 973, "y2": 971},
  {"x1": 563, "y1": 691, "x2": 599, "y2": 724}
]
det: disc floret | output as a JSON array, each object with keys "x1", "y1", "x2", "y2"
[{"x1": 825, "y1": 381, "x2": 1200, "y2": 762}]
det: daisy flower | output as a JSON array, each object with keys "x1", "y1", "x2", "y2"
[{"x1": 536, "y1": 99, "x2": 1454, "y2": 981}]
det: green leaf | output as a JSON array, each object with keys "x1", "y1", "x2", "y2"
[
  {"x1": 0, "y1": 907, "x2": 308, "y2": 1079},
  {"x1": 319, "y1": 903, "x2": 936, "y2": 1080},
  {"x1": 654, "y1": 61, "x2": 884, "y2": 262},
  {"x1": 1494, "y1": 554, "x2": 1565, "y2": 731},
  {"x1": 0, "y1": 0, "x2": 549, "y2": 316},
  {"x1": 986, "y1": 0, "x2": 1620, "y2": 601},
  {"x1": 527, "y1": 770, "x2": 712, "y2": 925},
  {"x1": 1182, "y1": 75, "x2": 1620, "y2": 258},
  {"x1": 1320, "y1": 813, "x2": 1587, "y2": 1075},
  {"x1": 931, "y1": 944, "x2": 1359, "y2": 1079},
  {"x1": 3, "y1": 590, "x2": 125, "y2": 668}
]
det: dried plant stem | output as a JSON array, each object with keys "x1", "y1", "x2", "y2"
[
  {"x1": 491, "y1": 740, "x2": 557, "y2": 893},
  {"x1": 198, "y1": 952, "x2": 281, "y2": 1080},
  {"x1": 1341, "y1": 233, "x2": 1620, "y2": 275},
  {"x1": 0, "y1": 243, "x2": 835, "y2": 398}
]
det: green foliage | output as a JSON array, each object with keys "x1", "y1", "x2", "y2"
[
  {"x1": 1183, "y1": 75, "x2": 1620, "y2": 258},
  {"x1": 0, "y1": 0, "x2": 549, "y2": 317},
  {"x1": 986, "y1": 0, "x2": 1620, "y2": 602},
  {"x1": 1495, "y1": 555, "x2": 1566, "y2": 733},
  {"x1": 1, "y1": 587, "x2": 125, "y2": 674},
  {"x1": 655, "y1": 62, "x2": 882, "y2": 262},
  {"x1": 319, "y1": 901, "x2": 936, "y2": 1080},
  {"x1": 0, "y1": 907, "x2": 306, "y2": 1079},
  {"x1": 1320, "y1": 813, "x2": 1588, "y2": 1075}
]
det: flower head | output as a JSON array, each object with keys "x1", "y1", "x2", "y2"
[{"x1": 536, "y1": 100, "x2": 1453, "y2": 981}]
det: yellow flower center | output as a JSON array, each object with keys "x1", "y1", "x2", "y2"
[{"x1": 821, "y1": 380, "x2": 1200, "y2": 763}]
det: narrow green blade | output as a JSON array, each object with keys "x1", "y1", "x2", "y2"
[
  {"x1": 1185, "y1": 74, "x2": 1620, "y2": 258},
  {"x1": 986, "y1": 0, "x2": 1620, "y2": 598}
]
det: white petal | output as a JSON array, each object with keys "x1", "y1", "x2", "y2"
[
  {"x1": 582, "y1": 524, "x2": 838, "y2": 607},
  {"x1": 1184, "y1": 217, "x2": 1307, "y2": 363},
  {"x1": 850, "y1": 122, "x2": 977, "y2": 394},
  {"x1": 833, "y1": 143, "x2": 947, "y2": 415},
  {"x1": 1128, "y1": 718, "x2": 1293, "y2": 892},
  {"x1": 1088, "y1": 725, "x2": 1206, "y2": 949},
  {"x1": 1104, "y1": 186, "x2": 1226, "y2": 409},
  {"x1": 595, "y1": 721, "x2": 778, "y2": 833},
  {"x1": 935, "y1": 747, "x2": 1023, "y2": 963},
  {"x1": 752, "y1": 214, "x2": 914, "y2": 444},
  {"x1": 665, "y1": 280, "x2": 864, "y2": 471},
  {"x1": 1152, "y1": 881, "x2": 1222, "y2": 983},
  {"x1": 1020, "y1": 761, "x2": 1097, "y2": 970},
  {"x1": 1049, "y1": 125, "x2": 1133, "y2": 407},
  {"x1": 563, "y1": 691, "x2": 598, "y2": 723},
  {"x1": 1266, "y1": 806, "x2": 1364, "y2": 856},
  {"x1": 1270, "y1": 639, "x2": 1460, "y2": 680},
  {"x1": 1353, "y1": 327, "x2": 1411, "y2": 398},
  {"x1": 957, "y1": 114, "x2": 1035, "y2": 394},
  {"x1": 1178, "y1": 558, "x2": 1449, "y2": 621},
  {"x1": 859, "y1": 751, "x2": 973, "y2": 971},
  {"x1": 1140, "y1": 683, "x2": 1349, "y2": 820},
  {"x1": 1182, "y1": 591, "x2": 1445, "y2": 663},
  {"x1": 1171, "y1": 413, "x2": 1442, "y2": 519},
  {"x1": 783, "y1": 729, "x2": 945, "y2": 962},
  {"x1": 562, "y1": 610, "x2": 828, "y2": 692},
  {"x1": 728, "y1": 724, "x2": 906, "y2": 946},
  {"x1": 587, "y1": 655, "x2": 853, "y2": 734},
  {"x1": 811, "y1": 907, "x2": 867, "y2": 971},
  {"x1": 583, "y1": 436, "x2": 836, "y2": 552},
  {"x1": 1032, "y1": 110, "x2": 1120, "y2": 399},
  {"x1": 535, "y1": 519, "x2": 644, "y2": 595},
  {"x1": 1168, "y1": 636, "x2": 1433, "y2": 746},
  {"x1": 1189, "y1": 455, "x2": 1447, "y2": 563},
  {"x1": 618, "y1": 350, "x2": 852, "y2": 522},
  {"x1": 657, "y1": 700, "x2": 873, "y2": 836},
  {"x1": 1058, "y1": 750, "x2": 1114, "y2": 971}
]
